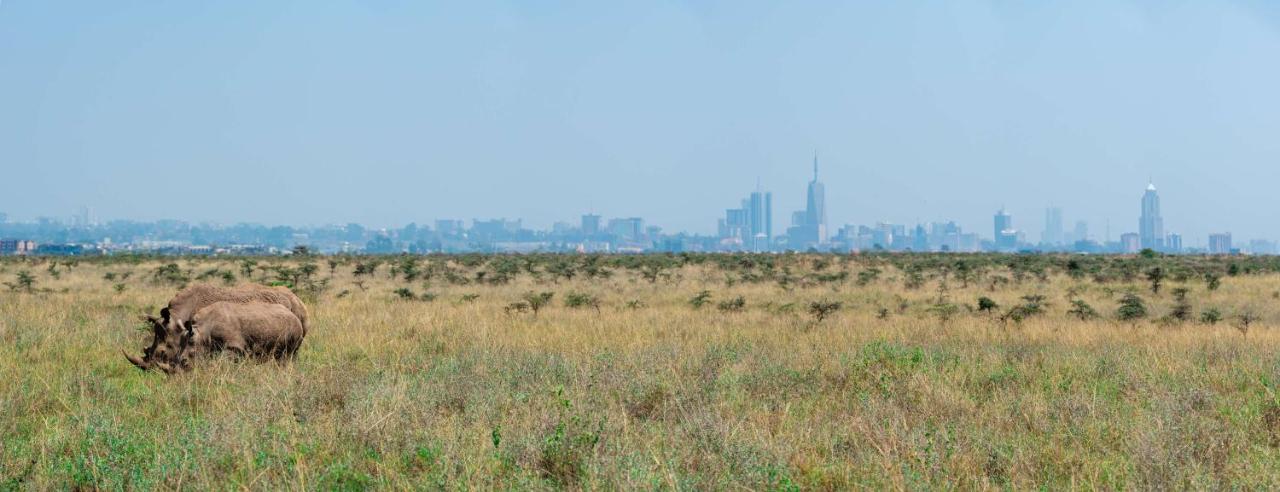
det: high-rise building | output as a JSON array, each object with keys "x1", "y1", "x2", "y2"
[
  {"x1": 1166, "y1": 233, "x2": 1183, "y2": 253},
  {"x1": 994, "y1": 209, "x2": 1012, "y2": 242},
  {"x1": 1120, "y1": 232, "x2": 1141, "y2": 253},
  {"x1": 805, "y1": 153, "x2": 827, "y2": 243},
  {"x1": 1139, "y1": 182, "x2": 1164, "y2": 250},
  {"x1": 608, "y1": 217, "x2": 644, "y2": 242},
  {"x1": 992, "y1": 208, "x2": 1018, "y2": 250},
  {"x1": 1041, "y1": 207, "x2": 1063, "y2": 246},
  {"x1": 1209, "y1": 233, "x2": 1233, "y2": 255},
  {"x1": 721, "y1": 186, "x2": 773, "y2": 251},
  {"x1": 786, "y1": 152, "x2": 829, "y2": 250},
  {"x1": 581, "y1": 214, "x2": 601, "y2": 236}
]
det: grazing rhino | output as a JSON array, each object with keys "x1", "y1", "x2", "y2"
[
  {"x1": 125, "y1": 284, "x2": 309, "y2": 372},
  {"x1": 126, "y1": 301, "x2": 304, "y2": 373}
]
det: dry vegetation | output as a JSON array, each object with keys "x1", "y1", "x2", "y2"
[{"x1": 4, "y1": 252, "x2": 1280, "y2": 489}]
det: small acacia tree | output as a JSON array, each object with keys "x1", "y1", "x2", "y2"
[
  {"x1": 1067, "y1": 299, "x2": 1098, "y2": 321},
  {"x1": 4, "y1": 270, "x2": 37, "y2": 293},
  {"x1": 1145, "y1": 267, "x2": 1165, "y2": 295},
  {"x1": 523, "y1": 291, "x2": 555, "y2": 317},
  {"x1": 807, "y1": 300, "x2": 842, "y2": 323},
  {"x1": 1116, "y1": 293, "x2": 1147, "y2": 322},
  {"x1": 977, "y1": 297, "x2": 999, "y2": 315}
]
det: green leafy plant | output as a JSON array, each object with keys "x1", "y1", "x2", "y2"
[
  {"x1": 522, "y1": 291, "x2": 555, "y2": 317},
  {"x1": 1067, "y1": 299, "x2": 1098, "y2": 321},
  {"x1": 716, "y1": 296, "x2": 746, "y2": 313},
  {"x1": 688, "y1": 290, "x2": 713, "y2": 309},
  {"x1": 1116, "y1": 293, "x2": 1147, "y2": 322},
  {"x1": 807, "y1": 300, "x2": 842, "y2": 323}
]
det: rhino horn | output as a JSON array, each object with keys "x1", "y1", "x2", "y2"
[{"x1": 124, "y1": 350, "x2": 149, "y2": 371}]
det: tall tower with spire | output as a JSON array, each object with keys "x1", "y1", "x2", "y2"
[
  {"x1": 805, "y1": 151, "x2": 827, "y2": 244},
  {"x1": 1139, "y1": 180, "x2": 1164, "y2": 251}
]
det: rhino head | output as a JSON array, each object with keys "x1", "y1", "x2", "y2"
[{"x1": 124, "y1": 308, "x2": 195, "y2": 374}]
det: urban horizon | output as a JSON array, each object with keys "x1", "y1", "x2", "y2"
[{"x1": 0, "y1": 157, "x2": 1266, "y2": 256}]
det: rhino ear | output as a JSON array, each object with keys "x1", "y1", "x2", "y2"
[{"x1": 148, "y1": 317, "x2": 166, "y2": 336}]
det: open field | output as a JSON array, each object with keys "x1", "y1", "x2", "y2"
[{"x1": 4, "y1": 253, "x2": 1280, "y2": 489}]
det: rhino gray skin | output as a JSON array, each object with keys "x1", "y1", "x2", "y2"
[
  {"x1": 164, "y1": 284, "x2": 309, "y2": 336},
  {"x1": 126, "y1": 301, "x2": 304, "y2": 373},
  {"x1": 126, "y1": 284, "x2": 309, "y2": 372}
]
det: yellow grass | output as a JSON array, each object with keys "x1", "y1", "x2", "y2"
[{"x1": 2, "y1": 255, "x2": 1280, "y2": 489}]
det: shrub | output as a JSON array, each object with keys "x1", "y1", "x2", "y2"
[
  {"x1": 928, "y1": 302, "x2": 960, "y2": 324},
  {"x1": 855, "y1": 268, "x2": 881, "y2": 286},
  {"x1": 807, "y1": 300, "x2": 842, "y2": 323},
  {"x1": 1145, "y1": 267, "x2": 1164, "y2": 294},
  {"x1": 1067, "y1": 299, "x2": 1098, "y2": 320},
  {"x1": 522, "y1": 291, "x2": 555, "y2": 317},
  {"x1": 564, "y1": 292, "x2": 601, "y2": 313},
  {"x1": 688, "y1": 290, "x2": 712, "y2": 309},
  {"x1": 1199, "y1": 307, "x2": 1222, "y2": 325},
  {"x1": 151, "y1": 263, "x2": 189, "y2": 287},
  {"x1": 1166, "y1": 287, "x2": 1192, "y2": 322},
  {"x1": 1117, "y1": 293, "x2": 1147, "y2": 322},
  {"x1": 4, "y1": 270, "x2": 37, "y2": 293},
  {"x1": 977, "y1": 296, "x2": 999, "y2": 314},
  {"x1": 716, "y1": 296, "x2": 746, "y2": 313},
  {"x1": 1204, "y1": 273, "x2": 1221, "y2": 291}
]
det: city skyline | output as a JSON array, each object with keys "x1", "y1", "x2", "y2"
[{"x1": 1, "y1": 166, "x2": 1270, "y2": 255}]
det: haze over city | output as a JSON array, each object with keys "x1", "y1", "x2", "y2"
[{"x1": 3, "y1": 2, "x2": 1279, "y2": 242}]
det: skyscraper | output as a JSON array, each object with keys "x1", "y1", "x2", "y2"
[
  {"x1": 719, "y1": 186, "x2": 773, "y2": 251},
  {"x1": 993, "y1": 208, "x2": 1017, "y2": 251},
  {"x1": 1042, "y1": 207, "x2": 1063, "y2": 246},
  {"x1": 786, "y1": 152, "x2": 829, "y2": 250},
  {"x1": 805, "y1": 153, "x2": 827, "y2": 243},
  {"x1": 581, "y1": 214, "x2": 601, "y2": 236},
  {"x1": 993, "y1": 208, "x2": 1012, "y2": 241},
  {"x1": 1209, "y1": 233, "x2": 1233, "y2": 255},
  {"x1": 1139, "y1": 182, "x2": 1164, "y2": 250}
]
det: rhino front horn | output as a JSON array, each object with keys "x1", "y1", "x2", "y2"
[{"x1": 124, "y1": 351, "x2": 149, "y2": 371}]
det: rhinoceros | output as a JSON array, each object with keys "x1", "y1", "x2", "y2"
[
  {"x1": 126, "y1": 301, "x2": 305, "y2": 373},
  {"x1": 125, "y1": 284, "x2": 309, "y2": 372}
]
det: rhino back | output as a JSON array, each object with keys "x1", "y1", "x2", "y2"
[
  {"x1": 194, "y1": 302, "x2": 304, "y2": 353},
  {"x1": 167, "y1": 284, "x2": 308, "y2": 332}
]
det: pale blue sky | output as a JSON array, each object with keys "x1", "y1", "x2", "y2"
[{"x1": 2, "y1": 1, "x2": 1278, "y2": 243}]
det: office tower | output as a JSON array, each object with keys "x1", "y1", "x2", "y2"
[
  {"x1": 1139, "y1": 182, "x2": 1164, "y2": 250},
  {"x1": 786, "y1": 152, "x2": 829, "y2": 250},
  {"x1": 805, "y1": 153, "x2": 827, "y2": 243},
  {"x1": 1121, "y1": 233, "x2": 1141, "y2": 253},
  {"x1": 1209, "y1": 233, "x2": 1233, "y2": 255},
  {"x1": 608, "y1": 218, "x2": 644, "y2": 242},
  {"x1": 1073, "y1": 221, "x2": 1088, "y2": 243},
  {"x1": 1042, "y1": 207, "x2": 1063, "y2": 246},
  {"x1": 581, "y1": 214, "x2": 601, "y2": 236},
  {"x1": 721, "y1": 185, "x2": 774, "y2": 251},
  {"x1": 992, "y1": 208, "x2": 1018, "y2": 250},
  {"x1": 1166, "y1": 233, "x2": 1183, "y2": 253},
  {"x1": 994, "y1": 209, "x2": 1012, "y2": 242}
]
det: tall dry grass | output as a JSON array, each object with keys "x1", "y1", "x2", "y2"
[{"x1": 2, "y1": 255, "x2": 1280, "y2": 489}]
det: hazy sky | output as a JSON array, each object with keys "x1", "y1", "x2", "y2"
[{"x1": 2, "y1": 1, "x2": 1278, "y2": 244}]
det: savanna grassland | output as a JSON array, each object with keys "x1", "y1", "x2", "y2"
[{"x1": 5, "y1": 252, "x2": 1280, "y2": 490}]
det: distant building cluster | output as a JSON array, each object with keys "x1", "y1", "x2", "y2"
[{"x1": 0, "y1": 165, "x2": 1270, "y2": 256}]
